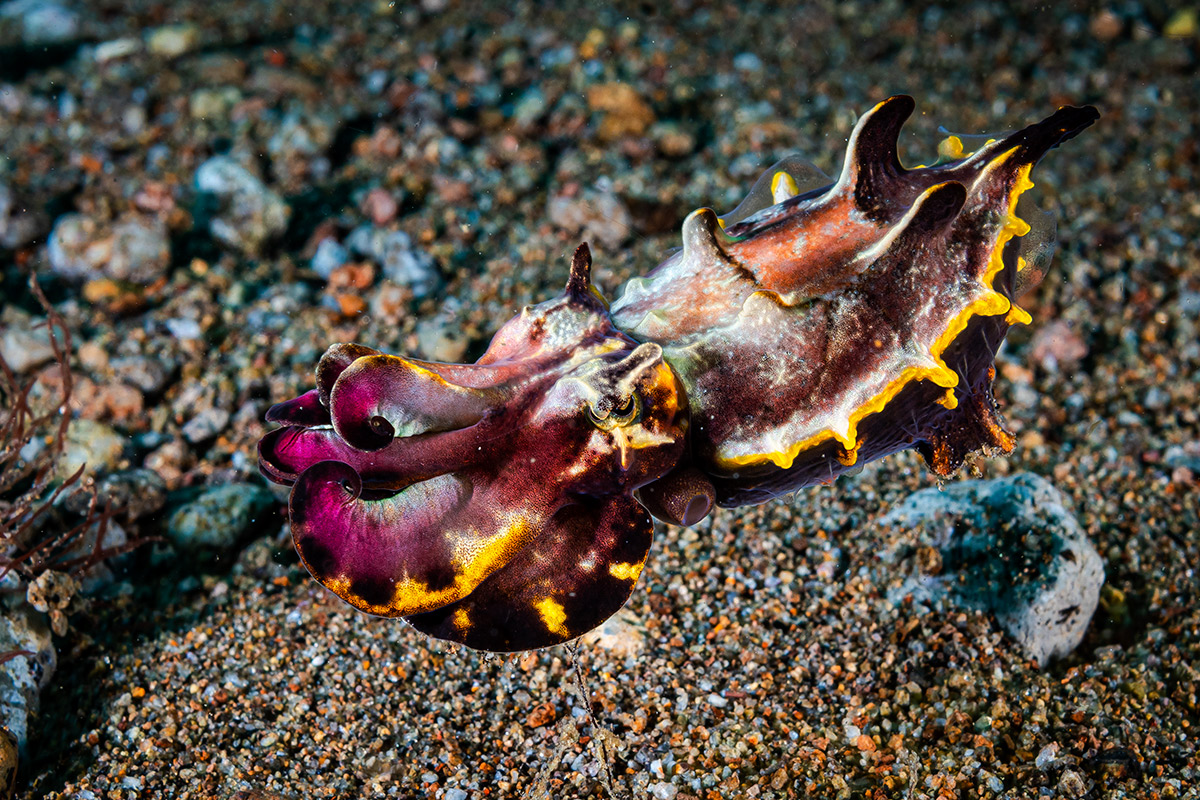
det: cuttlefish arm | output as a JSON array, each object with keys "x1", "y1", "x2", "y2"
[{"x1": 260, "y1": 245, "x2": 691, "y2": 651}]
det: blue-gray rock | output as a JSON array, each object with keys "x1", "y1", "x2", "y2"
[
  {"x1": 194, "y1": 156, "x2": 290, "y2": 256},
  {"x1": 181, "y1": 407, "x2": 230, "y2": 444},
  {"x1": 511, "y1": 87, "x2": 547, "y2": 127},
  {"x1": 1163, "y1": 444, "x2": 1200, "y2": 473},
  {"x1": 310, "y1": 236, "x2": 349, "y2": 279},
  {"x1": 0, "y1": 607, "x2": 55, "y2": 753},
  {"x1": 0, "y1": 0, "x2": 79, "y2": 45},
  {"x1": 111, "y1": 355, "x2": 173, "y2": 395},
  {"x1": 166, "y1": 484, "x2": 275, "y2": 553},
  {"x1": 877, "y1": 472, "x2": 1104, "y2": 667}
]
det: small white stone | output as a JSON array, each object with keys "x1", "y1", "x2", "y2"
[
  {"x1": 146, "y1": 24, "x2": 199, "y2": 57},
  {"x1": 1036, "y1": 742, "x2": 1060, "y2": 770},
  {"x1": 649, "y1": 782, "x2": 678, "y2": 800},
  {"x1": 94, "y1": 37, "x2": 142, "y2": 63},
  {"x1": 311, "y1": 237, "x2": 349, "y2": 279},
  {"x1": 0, "y1": 318, "x2": 59, "y2": 373}
]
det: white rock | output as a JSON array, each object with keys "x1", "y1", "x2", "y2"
[
  {"x1": 145, "y1": 23, "x2": 199, "y2": 57},
  {"x1": 580, "y1": 607, "x2": 645, "y2": 658},
  {"x1": 0, "y1": 0, "x2": 79, "y2": 45},
  {"x1": 93, "y1": 37, "x2": 142, "y2": 63},
  {"x1": 878, "y1": 473, "x2": 1104, "y2": 667},
  {"x1": 46, "y1": 213, "x2": 169, "y2": 284},
  {"x1": 547, "y1": 188, "x2": 632, "y2": 249},
  {"x1": 649, "y1": 782, "x2": 678, "y2": 800},
  {"x1": 0, "y1": 316, "x2": 61, "y2": 373}
]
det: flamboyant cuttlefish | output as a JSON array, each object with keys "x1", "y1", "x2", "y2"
[{"x1": 259, "y1": 96, "x2": 1099, "y2": 652}]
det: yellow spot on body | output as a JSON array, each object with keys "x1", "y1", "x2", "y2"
[
  {"x1": 324, "y1": 576, "x2": 353, "y2": 598},
  {"x1": 388, "y1": 577, "x2": 464, "y2": 617},
  {"x1": 318, "y1": 517, "x2": 535, "y2": 618},
  {"x1": 716, "y1": 156, "x2": 1038, "y2": 472},
  {"x1": 771, "y1": 171, "x2": 800, "y2": 203},
  {"x1": 452, "y1": 608, "x2": 472, "y2": 633},
  {"x1": 938, "y1": 135, "x2": 966, "y2": 160},
  {"x1": 368, "y1": 355, "x2": 455, "y2": 388},
  {"x1": 611, "y1": 427, "x2": 633, "y2": 469},
  {"x1": 608, "y1": 561, "x2": 644, "y2": 582},
  {"x1": 534, "y1": 597, "x2": 570, "y2": 637}
]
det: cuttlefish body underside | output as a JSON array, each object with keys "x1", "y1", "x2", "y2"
[{"x1": 259, "y1": 96, "x2": 1099, "y2": 652}]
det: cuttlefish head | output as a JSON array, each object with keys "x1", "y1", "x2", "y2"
[{"x1": 258, "y1": 244, "x2": 690, "y2": 651}]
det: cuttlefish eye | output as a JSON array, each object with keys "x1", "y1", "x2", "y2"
[
  {"x1": 586, "y1": 393, "x2": 642, "y2": 430},
  {"x1": 367, "y1": 415, "x2": 394, "y2": 440}
]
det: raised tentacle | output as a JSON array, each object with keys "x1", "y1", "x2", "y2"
[
  {"x1": 317, "y1": 343, "x2": 380, "y2": 407},
  {"x1": 265, "y1": 388, "x2": 331, "y2": 427}
]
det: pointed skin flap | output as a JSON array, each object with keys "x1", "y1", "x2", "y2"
[{"x1": 837, "y1": 94, "x2": 915, "y2": 214}]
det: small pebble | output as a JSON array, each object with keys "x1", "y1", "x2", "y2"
[
  {"x1": 194, "y1": 156, "x2": 291, "y2": 255},
  {"x1": 0, "y1": 317, "x2": 60, "y2": 374},
  {"x1": 361, "y1": 188, "x2": 399, "y2": 227},
  {"x1": 547, "y1": 187, "x2": 632, "y2": 248},
  {"x1": 181, "y1": 407, "x2": 231, "y2": 443},
  {"x1": 311, "y1": 237, "x2": 350, "y2": 279},
  {"x1": 46, "y1": 214, "x2": 170, "y2": 285},
  {"x1": 145, "y1": 24, "x2": 200, "y2": 57},
  {"x1": 57, "y1": 419, "x2": 126, "y2": 480}
]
